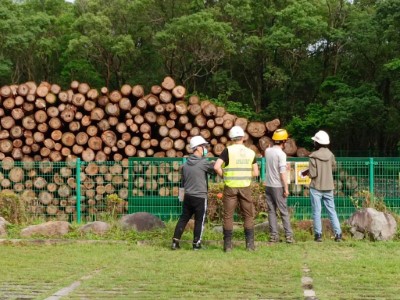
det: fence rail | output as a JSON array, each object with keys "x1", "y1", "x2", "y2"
[{"x1": 1, "y1": 157, "x2": 399, "y2": 222}]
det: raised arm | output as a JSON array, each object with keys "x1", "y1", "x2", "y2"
[{"x1": 214, "y1": 158, "x2": 224, "y2": 178}]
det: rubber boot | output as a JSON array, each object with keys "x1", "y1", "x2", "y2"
[
  {"x1": 244, "y1": 228, "x2": 255, "y2": 251},
  {"x1": 223, "y1": 229, "x2": 233, "y2": 252}
]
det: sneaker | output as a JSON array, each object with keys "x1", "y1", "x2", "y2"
[
  {"x1": 286, "y1": 236, "x2": 295, "y2": 244},
  {"x1": 314, "y1": 233, "x2": 322, "y2": 242},
  {"x1": 193, "y1": 242, "x2": 202, "y2": 251},
  {"x1": 171, "y1": 239, "x2": 180, "y2": 250},
  {"x1": 268, "y1": 235, "x2": 279, "y2": 244},
  {"x1": 334, "y1": 233, "x2": 342, "y2": 242}
]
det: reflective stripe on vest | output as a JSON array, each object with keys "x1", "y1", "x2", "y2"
[{"x1": 223, "y1": 144, "x2": 255, "y2": 187}]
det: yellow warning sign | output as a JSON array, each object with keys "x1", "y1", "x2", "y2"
[{"x1": 295, "y1": 162, "x2": 311, "y2": 185}]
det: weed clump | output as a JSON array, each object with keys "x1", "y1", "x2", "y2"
[{"x1": 0, "y1": 191, "x2": 27, "y2": 224}]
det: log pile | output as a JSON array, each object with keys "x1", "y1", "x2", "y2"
[
  {"x1": 0, "y1": 76, "x2": 302, "y2": 163},
  {"x1": 0, "y1": 76, "x2": 306, "y2": 220}
]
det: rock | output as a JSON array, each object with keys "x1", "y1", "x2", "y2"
[
  {"x1": 301, "y1": 276, "x2": 313, "y2": 289},
  {"x1": 20, "y1": 221, "x2": 71, "y2": 237},
  {"x1": 0, "y1": 217, "x2": 10, "y2": 237},
  {"x1": 254, "y1": 221, "x2": 284, "y2": 233},
  {"x1": 78, "y1": 221, "x2": 111, "y2": 235},
  {"x1": 120, "y1": 212, "x2": 165, "y2": 232},
  {"x1": 350, "y1": 227, "x2": 365, "y2": 240},
  {"x1": 348, "y1": 208, "x2": 397, "y2": 241}
]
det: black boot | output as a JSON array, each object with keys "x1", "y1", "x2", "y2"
[
  {"x1": 244, "y1": 229, "x2": 255, "y2": 251},
  {"x1": 223, "y1": 229, "x2": 233, "y2": 252},
  {"x1": 314, "y1": 233, "x2": 322, "y2": 242},
  {"x1": 334, "y1": 233, "x2": 342, "y2": 242},
  {"x1": 171, "y1": 238, "x2": 180, "y2": 250}
]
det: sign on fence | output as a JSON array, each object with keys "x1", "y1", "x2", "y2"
[{"x1": 295, "y1": 162, "x2": 311, "y2": 185}]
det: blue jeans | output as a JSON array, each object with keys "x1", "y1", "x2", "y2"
[{"x1": 310, "y1": 188, "x2": 342, "y2": 235}]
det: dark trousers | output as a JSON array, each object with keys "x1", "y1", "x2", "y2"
[{"x1": 173, "y1": 194, "x2": 207, "y2": 244}]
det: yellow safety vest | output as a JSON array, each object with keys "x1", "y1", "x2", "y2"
[{"x1": 223, "y1": 144, "x2": 255, "y2": 187}]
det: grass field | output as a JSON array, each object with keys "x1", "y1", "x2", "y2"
[{"x1": 1, "y1": 237, "x2": 400, "y2": 300}]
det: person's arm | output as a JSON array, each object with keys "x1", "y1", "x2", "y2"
[
  {"x1": 279, "y1": 154, "x2": 289, "y2": 197},
  {"x1": 252, "y1": 157, "x2": 259, "y2": 177},
  {"x1": 309, "y1": 158, "x2": 317, "y2": 179},
  {"x1": 332, "y1": 155, "x2": 337, "y2": 172},
  {"x1": 205, "y1": 160, "x2": 216, "y2": 174},
  {"x1": 280, "y1": 172, "x2": 289, "y2": 198},
  {"x1": 214, "y1": 158, "x2": 224, "y2": 178}
]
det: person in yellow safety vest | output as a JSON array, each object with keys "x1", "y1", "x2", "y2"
[{"x1": 214, "y1": 126, "x2": 259, "y2": 252}]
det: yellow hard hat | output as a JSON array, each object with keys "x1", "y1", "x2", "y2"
[{"x1": 272, "y1": 129, "x2": 288, "y2": 141}]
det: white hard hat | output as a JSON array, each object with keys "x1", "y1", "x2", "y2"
[
  {"x1": 190, "y1": 135, "x2": 208, "y2": 149},
  {"x1": 312, "y1": 130, "x2": 330, "y2": 145},
  {"x1": 229, "y1": 126, "x2": 245, "y2": 139}
]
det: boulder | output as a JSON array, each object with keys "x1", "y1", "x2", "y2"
[
  {"x1": 0, "y1": 217, "x2": 10, "y2": 237},
  {"x1": 120, "y1": 212, "x2": 165, "y2": 232},
  {"x1": 78, "y1": 221, "x2": 111, "y2": 235},
  {"x1": 347, "y1": 208, "x2": 397, "y2": 241},
  {"x1": 20, "y1": 221, "x2": 71, "y2": 237},
  {"x1": 254, "y1": 221, "x2": 283, "y2": 233}
]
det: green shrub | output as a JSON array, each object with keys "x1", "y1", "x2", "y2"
[
  {"x1": 105, "y1": 194, "x2": 125, "y2": 218},
  {"x1": 0, "y1": 191, "x2": 27, "y2": 224}
]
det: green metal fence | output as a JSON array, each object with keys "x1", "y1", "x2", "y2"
[{"x1": 1, "y1": 157, "x2": 400, "y2": 222}]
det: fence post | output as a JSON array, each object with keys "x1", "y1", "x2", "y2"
[
  {"x1": 128, "y1": 157, "x2": 133, "y2": 214},
  {"x1": 76, "y1": 158, "x2": 81, "y2": 224},
  {"x1": 260, "y1": 157, "x2": 265, "y2": 183},
  {"x1": 369, "y1": 157, "x2": 374, "y2": 197}
]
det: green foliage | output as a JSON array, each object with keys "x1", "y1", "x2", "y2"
[
  {"x1": 0, "y1": 191, "x2": 27, "y2": 224},
  {"x1": 286, "y1": 103, "x2": 331, "y2": 148},
  {"x1": 60, "y1": 58, "x2": 104, "y2": 88},
  {"x1": 206, "y1": 96, "x2": 264, "y2": 120},
  {"x1": 384, "y1": 58, "x2": 400, "y2": 72},
  {"x1": 105, "y1": 194, "x2": 125, "y2": 218},
  {"x1": 154, "y1": 10, "x2": 234, "y2": 86},
  {"x1": 350, "y1": 190, "x2": 388, "y2": 211},
  {"x1": 207, "y1": 182, "x2": 266, "y2": 223}
]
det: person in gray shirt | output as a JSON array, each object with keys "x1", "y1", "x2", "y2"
[
  {"x1": 264, "y1": 129, "x2": 294, "y2": 244},
  {"x1": 303, "y1": 130, "x2": 342, "y2": 242},
  {"x1": 171, "y1": 136, "x2": 215, "y2": 250}
]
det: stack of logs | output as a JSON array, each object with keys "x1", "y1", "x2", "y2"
[
  {"x1": 0, "y1": 76, "x2": 306, "y2": 164},
  {"x1": 0, "y1": 76, "x2": 308, "y2": 219}
]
